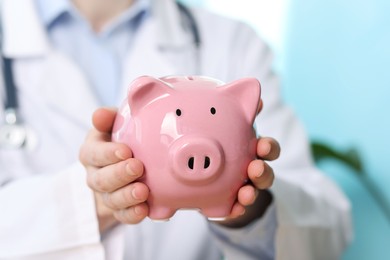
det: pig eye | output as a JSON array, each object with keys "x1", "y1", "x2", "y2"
[
  {"x1": 176, "y1": 109, "x2": 182, "y2": 116},
  {"x1": 210, "y1": 107, "x2": 216, "y2": 115}
]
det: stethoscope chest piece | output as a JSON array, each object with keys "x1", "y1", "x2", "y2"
[
  {"x1": 0, "y1": 108, "x2": 37, "y2": 150},
  {"x1": 0, "y1": 122, "x2": 27, "y2": 149}
]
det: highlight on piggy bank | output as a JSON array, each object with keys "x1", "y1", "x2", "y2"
[{"x1": 112, "y1": 75, "x2": 261, "y2": 220}]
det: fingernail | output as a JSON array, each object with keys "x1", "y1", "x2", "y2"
[
  {"x1": 126, "y1": 162, "x2": 140, "y2": 177},
  {"x1": 256, "y1": 162, "x2": 265, "y2": 177},
  {"x1": 134, "y1": 205, "x2": 142, "y2": 215},
  {"x1": 132, "y1": 188, "x2": 140, "y2": 200},
  {"x1": 262, "y1": 142, "x2": 271, "y2": 155},
  {"x1": 115, "y1": 150, "x2": 126, "y2": 160}
]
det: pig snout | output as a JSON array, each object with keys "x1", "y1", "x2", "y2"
[{"x1": 170, "y1": 136, "x2": 225, "y2": 184}]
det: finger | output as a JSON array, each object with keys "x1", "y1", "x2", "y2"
[
  {"x1": 256, "y1": 137, "x2": 280, "y2": 161},
  {"x1": 92, "y1": 107, "x2": 118, "y2": 133},
  {"x1": 217, "y1": 185, "x2": 258, "y2": 222},
  {"x1": 87, "y1": 158, "x2": 144, "y2": 192},
  {"x1": 228, "y1": 202, "x2": 246, "y2": 219},
  {"x1": 113, "y1": 203, "x2": 149, "y2": 225},
  {"x1": 211, "y1": 202, "x2": 245, "y2": 224},
  {"x1": 103, "y1": 182, "x2": 149, "y2": 210},
  {"x1": 237, "y1": 184, "x2": 257, "y2": 206},
  {"x1": 256, "y1": 99, "x2": 263, "y2": 115},
  {"x1": 248, "y1": 160, "x2": 275, "y2": 190},
  {"x1": 80, "y1": 130, "x2": 133, "y2": 168}
]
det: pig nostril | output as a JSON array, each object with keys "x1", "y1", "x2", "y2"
[
  {"x1": 188, "y1": 157, "x2": 194, "y2": 170},
  {"x1": 204, "y1": 156, "x2": 210, "y2": 169},
  {"x1": 187, "y1": 156, "x2": 211, "y2": 170}
]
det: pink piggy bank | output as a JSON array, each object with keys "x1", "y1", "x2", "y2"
[{"x1": 112, "y1": 75, "x2": 261, "y2": 220}]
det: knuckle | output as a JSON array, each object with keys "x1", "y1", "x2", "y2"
[
  {"x1": 108, "y1": 186, "x2": 134, "y2": 211},
  {"x1": 102, "y1": 192, "x2": 114, "y2": 208},
  {"x1": 114, "y1": 208, "x2": 136, "y2": 224},
  {"x1": 120, "y1": 187, "x2": 133, "y2": 205},
  {"x1": 93, "y1": 172, "x2": 107, "y2": 192},
  {"x1": 86, "y1": 174, "x2": 94, "y2": 189},
  {"x1": 89, "y1": 150, "x2": 100, "y2": 166},
  {"x1": 78, "y1": 146, "x2": 87, "y2": 165},
  {"x1": 87, "y1": 174, "x2": 95, "y2": 190},
  {"x1": 113, "y1": 209, "x2": 127, "y2": 223},
  {"x1": 86, "y1": 170, "x2": 105, "y2": 191},
  {"x1": 79, "y1": 130, "x2": 98, "y2": 164},
  {"x1": 114, "y1": 161, "x2": 131, "y2": 183},
  {"x1": 113, "y1": 204, "x2": 147, "y2": 225},
  {"x1": 104, "y1": 147, "x2": 115, "y2": 163}
]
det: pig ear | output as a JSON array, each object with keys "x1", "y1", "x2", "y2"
[
  {"x1": 128, "y1": 76, "x2": 173, "y2": 115},
  {"x1": 221, "y1": 78, "x2": 261, "y2": 123}
]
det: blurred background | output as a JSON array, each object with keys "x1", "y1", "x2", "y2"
[{"x1": 183, "y1": 0, "x2": 390, "y2": 259}]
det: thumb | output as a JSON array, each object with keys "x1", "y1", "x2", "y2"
[{"x1": 92, "y1": 107, "x2": 118, "y2": 133}]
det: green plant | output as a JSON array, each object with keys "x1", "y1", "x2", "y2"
[{"x1": 311, "y1": 141, "x2": 390, "y2": 223}]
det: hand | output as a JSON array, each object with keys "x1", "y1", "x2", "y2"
[
  {"x1": 217, "y1": 137, "x2": 280, "y2": 228},
  {"x1": 214, "y1": 100, "x2": 281, "y2": 228},
  {"x1": 79, "y1": 108, "x2": 149, "y2": 233}
]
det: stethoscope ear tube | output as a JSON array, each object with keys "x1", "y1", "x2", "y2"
[
  {"x1": 176, "y1": 1, "x2": 201, "y2": 75},
  {"x1": 176, "y1": 1, "x2": 200, "y2": 48},
  {"x1": 2, "y1": 57, "x2": 18, "y2": 111}
]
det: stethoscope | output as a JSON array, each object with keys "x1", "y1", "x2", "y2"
[
  {"x1": 0, "y1": 56, "x2": 31, "y2": 149},
  {"x1": 0, "y1": 1, "x2": 200, "y2": 150}
]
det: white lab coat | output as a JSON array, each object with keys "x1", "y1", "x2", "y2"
[{"x1": 0, "y1": 0, "x2": 352, "y2": 259}]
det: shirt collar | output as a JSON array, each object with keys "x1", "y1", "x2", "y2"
[
  {"x1": 34, "y1": 0, "x2": 151, "y2": 30},
  {"x1": 34, "y1": 0, "x2": 71, "y2": 27}
]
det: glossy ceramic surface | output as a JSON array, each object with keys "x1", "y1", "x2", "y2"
[{"x1": 112, "y1": 75, "x2": 261, "y2": 220}]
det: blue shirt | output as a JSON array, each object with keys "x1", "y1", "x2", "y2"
[{"x1": 34, "y1": 0, "x2": 149, "y2": 106}]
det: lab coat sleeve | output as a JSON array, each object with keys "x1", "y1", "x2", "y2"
[
  {"x1": 0, "y1": 162, "x2": 105, "y2": 259},
  {"x1": 208, "y1": 202, "x2": 277, "y2": 260}
]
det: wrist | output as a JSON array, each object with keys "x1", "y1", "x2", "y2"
[
  {"x1": 216, "y1": 189, "x2": 273, "y2": 228},
  {"x1": 94, "y1": 192, "x2": 118, "y2": 233}
]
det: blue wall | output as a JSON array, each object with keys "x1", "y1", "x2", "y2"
[{"x1": 283, "y1": 0, "x2": 390, "y2": 259}]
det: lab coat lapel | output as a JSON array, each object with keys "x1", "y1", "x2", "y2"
[
  {"x1": 38, "y1": 51, "x2": 99, "y2": 128},
  {"x1": 2, "y1": 0, "x2": 99, "y2": 128},
  {"x1": 13, "y1": 51, "x2": 99, "y2": 129},
  {"x1": 1, "y1": 0, "x2": 50, "y2": 58}
]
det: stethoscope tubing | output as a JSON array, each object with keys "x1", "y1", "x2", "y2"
[
  {"x1": 2, "y1": 57, "x2": 18, "y2": 115},
  {"x1": 176, "y1": 1, "x2": 201, "y2": 48}
]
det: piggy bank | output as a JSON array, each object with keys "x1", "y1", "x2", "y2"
[{"x1": 112, "y1": 75, "x2": 261, "y2": 220}]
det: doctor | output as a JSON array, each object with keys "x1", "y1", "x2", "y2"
[{"x1": 0, "y1": 0, "x2": 352, "y2": 259}]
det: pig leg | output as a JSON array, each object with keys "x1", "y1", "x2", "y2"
[
  {"x1": 200, "y1": 205, "x2": 232, "y2": 220},
  {"x1": 148, "y1": 205, "x2": 176, "y2": 221}
]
